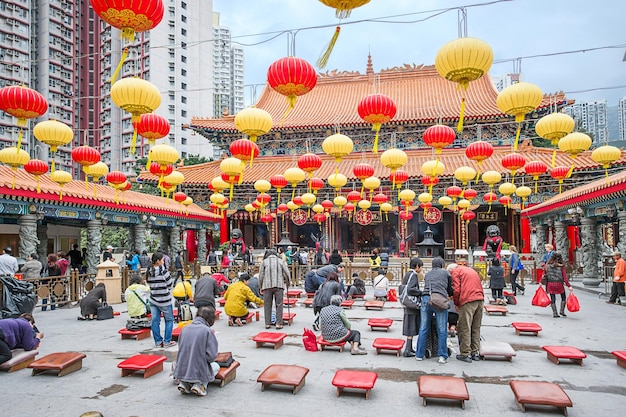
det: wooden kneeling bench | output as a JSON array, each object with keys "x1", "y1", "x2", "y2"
[
  {"x1": 364, "y1": 300, "x2": 385, "y2": 310},
  {"x1": 118, "y1": 354, "x2": 167, "y2": 378},
  {"x1": 257, "y1": 364, "x2": 309, "y2": 394},
  {"x1": 29, "y1": 352, "x2": 86, "y2": 377},
  {"x1": 511, "y1": 322, "x2": 542, "y2": 336},
  {"x1": 0, "y1": 348, "x2": 38, "y2": 372},
  {"x1": 119, "y1": 328, "x2": 151, "y2": 340},
  {"x1": 372, "y1": 338, "x2": 405, "y2": 356},
  {"x1": 283, "y1": 312, "x2": 296, "y2": 325},
  {"x1": 509, "y1": 380, "x2": 572, "y2": 415},
  {"x1": 418, "y1": 375, "x2": 470, "y2": 409},
  {"x1": 611, "y1": 350, "x2": 626, "y2": 369},
  {"x1": 332, "y1": 370, "x2": 378, "y2": 400},
  {"x1": 214, "y1": 360, "x2": 240, "y2": 387},
  {"x1": 318, "y1": 335, "x2": 348, "y2": 352},
  {"x1": 253, "y1": 332, "x2": 287, "y2": 349},
  {"x1": 542, "y1": 345, "x2": 586, "y2": 366},
  {"x1": 484, "y1": 304, "x2": 508, "y2": 315},
  {"x1": 479, "y1": 340, "x2": 517, "y2": 361},
  {"x1": 368, "y1": 318, "x2": 393, "y2": 332}
]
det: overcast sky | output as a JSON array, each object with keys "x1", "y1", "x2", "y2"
[{"x1": 213, "y1": 0, "x2": 625, "y2": 107}]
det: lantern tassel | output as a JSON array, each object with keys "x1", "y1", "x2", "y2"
[
  {"x1": 16, "y1": 129, "x2": 23, "y2": 151},
  {"x1": 291, "y1": 187, "x2": 296, "y2": 201},
  {"x1": 11, "y1": 173, "x2": 16, "y2": 189},
  {"x1": 280, "y1": 95, "x2": 297, "y2": 126},
  {"x1": 551, "y1": 148, "x2": 557, "y2": 168},
  {"x1": 121, "y1": 28, "x2": 136, "y2": 43},
  {"x1": 51, "y1": 158, "x2": 55, "y2": 173},
  {"x1": 605, "y1": 168, "x2": 610, "y2": 184},
  {"x1": 534, "y1": 180, "x2": 538, "y2": 194},
  {"x1": 229, "y1": 184, "x2": 234, "y2": 201},
  {"x1": 93, "y1": 185, "x2": 98, "y2": 198},
  {"x1": 488, "y1": 203, "x2": 492, "y2": 213},
  {"x1": 316, "y1": 26, "x2": 340, "y2": 70},
  {"x1": 85, "y1": 176, "x2": 89, "y2": 189},
  {"x1": 513, "y1": 123, "x2": 521, "y2": 151},
  {"x1": 277, "y1": 190, "x2": 281, "y2": 204},
  {"x1": 360, "y1": 185, "x2": 364, "y2": 198},
  {"x1": 36, "y1": 177, "x2": 41, "y2": 194},
  {"x1": 249, "y1": 149, "x2": 254, "y2": 167},
  {"x1": 372, "y1": 124, "x2": 381, "y2": 153},
  {"x1": 59, "y1": 188, "x2": 63, "y2": 201},
  {"x1": 130, "y1": 129, "x2": 138, "y2": 154},
  {"x1": 110, "y1": 48, "x2": 129, "y2": 85},
  {"x1": 456, "y1": 97, "x2": 466, "y2": 132}
]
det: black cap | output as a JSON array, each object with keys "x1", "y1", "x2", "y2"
[{"x1": 4, "y1": 247, "x2": 12, "y2": 254}]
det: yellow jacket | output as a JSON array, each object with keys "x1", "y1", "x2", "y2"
[
  {"x1": 224, "y1": 281, "x2": 263, "y2": 317},
  {"x1": 369, "y1": 255, "x2": 381, "y2": 269},
  {"x1": 172, "y1": 280, "x2": 194, "y2": 301}
]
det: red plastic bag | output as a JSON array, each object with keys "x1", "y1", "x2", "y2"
[
  {"x1": 532, "y1": 285, "x2": 551, "y2": 307},
  {"x1": 566, "y1": 292, "x2": 580, "y2": 312},
  {"x1": 387, "y1": 288, "x2": 398, "y2": 302},
  {"x1": 302, "y1": 328, "x2": 318, "y2": 352}
]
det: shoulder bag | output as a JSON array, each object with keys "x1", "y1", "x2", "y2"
[
  {"x1": 399, "y1": 272, "x2": 421, "y2": 310},
  {"x1": 96, "y1": 302, "x2": 114, "y2": 320},
  {"x1": 428, "y1": 282, "x2": 450, "y2": 311}
]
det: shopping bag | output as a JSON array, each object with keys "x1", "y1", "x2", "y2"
[
  {"x1": 387, "y1": 288, "x2": 398, "y2": 302},
  {"x1": 302, "y1": 328, "x2": 318, "y2": 352},
  {"x1": 566, "y1": 292, "x2": 580, "y2": 312},
  {"x1": 531, "y1": 285, "x2": 551, "y2": 307}
]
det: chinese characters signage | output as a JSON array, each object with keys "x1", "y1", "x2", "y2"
[
  {"x1": 291, "y1": 209, "x2": 308, "y2": 226},
  {"x1": 478, "y1": 212, "x2": 498, "y2": 222},
  {"x1": 355, "y1": 209, "x2": 373, "y2": 225},
  {"x1": 423, "y1": 207, "x2": 442, "y2": 224}
]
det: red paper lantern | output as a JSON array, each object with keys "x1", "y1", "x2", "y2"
[
  {"x1": 357, "y1": 93, "x2": 397, "y2": 152},
  {"x1": 465, "y1": 140, "x2": 494, "y2": 168},
  {"x1": 498, "y1": 195, "x2": 512, "y2": 207},
  {"x1": 344, "y1": 202, "x2": 355, "y2": 212},
  {"x1": 462, "y1": 188, "x2": 477, "y2": 201},
  {"x1": 550, "y1": 165, "x2": 571, "y2": 193},
  {"x1": 24, "y1": 159, "x2": 48, "y2": 193},
  {"x1": 525, "y1": 160, "x2": 548, "y2": 192},
  {"x1": 121, "y1": 181, "x2": 132, "y2": 191},
  {"x1": 390, "y1": 169, "x2": 409, "y2": 192},
  {"x1": 347, "y1": 190, "x2": 361, "y2": 204},
  {"x1": 313, "y1": 213, "x2": 327, "y2": 225},
  {"x1": 72, "y1": 145, "x2": 101, "y2": 188},
  {"x1": 308, "y1": 177, "x2": 324, "y2": 194},
  {"x1": 446, "y1": 186, "x2": 463, "y2": 199},
  {"x1": 150, "y1": 161, "x2": 173, "y2": 177},
  {"x1": 90, "y1": 0, "x2": 165, "y2": 41},
  {"x1": 298, "y1": 153, "x2": 322, "y2": 177},
  {"x1": 106, "y1": 171, "x2": 126, "y2": 186},
  {"x1": 373, "y1": 193, "x2": 388, "y2": 205},
  {"x1": 256, "y1": 193, "x2": 271, "y2": 206},
  {"x1": 353, "y1": 163, "x2": 374, "y2": 180},
  {"x1": 501, "y1": 153, "x2": 526, "y2": 179},
  {"x1": 229, "y1": 138, "x2": 259, "y2": 166},
  {"x1": 461, "y1": 210, "x2": 476, "y2": 221},
  {"x1": 277, "y1": 203, "x2": 289, "y2": 213},
  {"x1": 270, "y1": 174, "x2": 288, "y2": 203},
  {"x1": 267, "y1": 57, "x2": 317, "y2": 119},
  {"x1": 135, "y1": 113, "x2": 170, "y2": 146},
  {"x1": 423, "y1": 124, "x2": 456, "y2": 154},
  {"x1": 399, "y1": 211, "x2": 413, "y2": 221},
  {"x1": 483, "y1": 192, "x2": 498, "y2": 203},
  {"x1": 421, "y1": 176, "x2": 439, "y2": 188},
  {"x1": 321, "y1": 199, "x2": 334, "y2": 212},
  {"x1": 293, "y1": 196, "x2": 304, "y2": 206},
  {"x1": 221, "y1": 173, "x2": 240, "y2": 185},
  {"x1": 251, "y1": 201, "x2": 261, "y2": 210},
  {"x1": 420, "y1": 202, "x2": 432, "y2": 209},
  {"x1": 400, "y1": 200, "x2": 413, "y2": 208},
  {"x1": 260, "y1": 213, "x2": 274, "y2": 224},
  {"x1": 0, "y1": 85, "x2": 48, "y2": 150}
]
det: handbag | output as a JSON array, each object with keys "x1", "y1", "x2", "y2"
[
  {"x1": 302, "y1": 328, "x2": 319, "y2": 352},
  {"x1": 96, "y1": 302, "x2": 114, "y2": 320},
  {"x1": 400, "y1": 272, "x2": 421, "y2": 310},
  {"x1": 215, "y1": 352, "x2": 234, "y2": 368},
  {"x1": 531, "y1": 285, "x2": 551, "y2": 307},
  {"x1": 566, "y1": 292, "x2": 580, "y2": 312},
  {"x1": 387, "y1": 288, "x2": 398, "y2": 302},
  {"x1": 428, "y1": 282, "x2": 449, "y2": 311}
]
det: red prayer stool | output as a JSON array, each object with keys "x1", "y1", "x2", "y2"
[
  {"x1": 479, "y1": 340, "x2": 516, "y2": 361},
  {"x1": 542, "y1": 345, "x2": 586, "y2": 366},
  {"x1": 283, "y1": 312, "x2": 296, "y2": 325},
  {"x1": 340, "y1": 299, "x2": 354, "y2": 309},
  {"x1": 257, "y1": 364, "x2": 309, "y2": 395},
  {"x1": 364, "y1": 300, "x2": 385, "y2": 310},
  {"x1": 286, "y1": 289, "x2": 302, "y2": 298},
  {"x1": 303, "y1": 298, "x2": 314, "y2": 308},
  {"x1": 511, "y1": 322, "x2": 542, "y2": 336},
  {"x1": 0, "y1": 349, "x2": 38, "y2": 373},
  {"x1": 218, "y1": 298, "x2": 226, "y2": 306},
  {"x1": 332, "y1": 370, "x2": 378, "y2": 400},
  {"x1": 29, "y1": 352, "x2": 87, "y2": 377},
  {"x1": 611, "y1": 350, "x2": 626, "y2": 369},
  {"x1": 214, "y1": 360, "x2": 240, "y2": 387},
  {"x1": 283, "y1": 298, "x2": 298, "y2": 307},
  {"x1": 244, "y1": 311, "x2": 255, "y2": 324},
  {"x1": 117, "y1": 354, "x2": 167, "y2": 378},
  {"x1": 306, "y1": 292, "x2": 316, "y2": 298},
  {"x1": 484, "y1": 304, "x2": 508, "y2": 315},
  {"x1": 350, "y1": 293, "x2": 365, "y2": 300},
  {"x1": 215, "y1": 310, "x2": 222, "y2": 320},
  {"x1": 418, "y1": 375, "x2": 470, "y2": 409},
  {"x1": 509, "y1": 380, "x2": 572, "y2": 415},
  {"x1": 172, "y1": 326, "x2": 181, "y2": 341},
  {"x1": 317, "y1": 335, "x2": 348, "y2": 352},
  {"x1": 253, "y1": 332, "x2": 288, "y2": 349},
  {"x1": 368, "y1": 318, "x2": 393, "y2": 332},
  {"x1": 118, "y1": 328, "x2": 151, "y2": 341},
  {"x1": 372, "y1": 338, "x2": 405, "y2": 356}
]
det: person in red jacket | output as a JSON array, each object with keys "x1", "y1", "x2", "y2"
[{"x1": 448, "y1": 263, "x2": 484, "y2": 363}]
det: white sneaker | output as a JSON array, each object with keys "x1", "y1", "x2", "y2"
[
  {"x1": 438, "y1": 356, "x2": 447, "y2": 364},
  {"x1": 178, "y1": 382, "x2": 191, "y2": 394},
  {"x1": 191, "y1": 383, "x2": 207, "y2": 396},
  {"x1": 415, "y1": 356, "x2": 423, "y2": 361}
]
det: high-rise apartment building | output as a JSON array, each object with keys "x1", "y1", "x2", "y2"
[
  {"x1": 492, "y1": 73, "x2": 521, "y2": 92},
  {"x1": 618, "y1": 96, "x2": 626, "y2": 141},
  {"x1": 564, "y1": 99, "x2": 609, "y2": 144},
  {"x1": 1, "y1": 0, "x2": 224, "y2": 178},
  {"x1": 212, "y1": 12, "x2": 244, "y2": 118}
]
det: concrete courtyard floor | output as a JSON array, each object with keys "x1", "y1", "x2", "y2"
[{"x1": 1, "y1": 280, "x2": 625, "y2": 417}]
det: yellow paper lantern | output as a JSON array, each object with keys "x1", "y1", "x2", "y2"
[
  {"x1": 454, "y1": 166, "x2": 477, "y2": 186},
  {"x1": 301, "y1": 192, "x2": 317, "y2": 207},
  {"x1": 496, "y1": 82, "x2": 543, "y2": 151},
  {"x1": 182, "y1": 196, "x2": 193, "y2": 215},
  {"x1": 163, "y1": 171, "x2": 184, "y2": 187},
  {"x1": 33, "y1": 119, "x2": 74, "y2": 172},
  {"x1": 380, "y1": 202, "x2": 393, "y2": 220},
  {"x1": 499, "y1": 182, "x2": 516, "y2": 196},
  {"x1": 362, "y1": 176, "x2": 380, "y2": 201},
  {"x1": 358, "y1": 199, "x2": 371, "y2": 211},
  {"x1": 418, "y1": 192, "x2": 432, "y2": 204},
  {"x1": 210, "y1": 193, "x2": 226, "y2": 205},
  {"x1": 591, "y1": 145, "x2": 621, "y2": 182},
  {"x1": 287, "y1": 201, "x2": 300, "y2": 211},
  {"x1": 381, "y1": 148, "x2": 407, "y2": 172},
  {"x1": 312, "y1": 204, "x2": 324, "y2": 214},
  {"x1": 558, "y1": 132, "x2": 592, "y2": 159},
  {"x1": 322, "y1": 133, "x2": 353, "y2": 173},
  {"x1": 457, "y1": 199, "x2": 471, "y2": 211},
  {"x1": 0, "y1": 146, "x2": 29, "y2": 189},
  {"x1": 398, "y1": 189, "x2": 415, "y2": 202},
  {"x1": 438, "y1": 196, "x2": 453, "y2": 209},
  {"x1": 284, "y1": 167, "x2": 306, "y2": 200},
  {"x1": 50, "y1": 169, "x2": 72, "y2": 201},
  {"x1": 481, "y1": 170, "x2": 502, "y2": 191},
  {"x1": 149, "y1": 144, "x2": 179, "y2": 183},
  {"x1": 327, "y1": 172, "x2": 347, "y2": 191},
  {"x1": 515, "y1": 185, "x2": 532, "y2": 209},
  {"x1": 110, "y1": 77, "x2": 162, "y2": 154},
  {"x1": 220, "y1": 157, "x2": 245, "y2": 199},
  {"x1": 84, "y1": 161, "x2": 109, "y2": 197},
  {"x1": 254, "y1": 179, "x2": 271, "y2": 193},
  {"x1": 334, "y1": 195, "x2": 347, "y2": 208},
  {"x1": 421, "y1": 160, "x2": 445, "y2": 178},
  {"x1": 536, "y1": 112, "x2": 575, "y2": 167},
  {"x1": 234, "y1": 107, "x2": 273, "y2": 142},
  {"x1": 435, "y1": 37, "x2": 493, "y2": 131}
]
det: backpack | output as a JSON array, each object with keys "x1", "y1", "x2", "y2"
[{"x1": 179, "y1": 301, "x2": 193, "y2": 321}]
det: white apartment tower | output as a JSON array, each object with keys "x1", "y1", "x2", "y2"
[
  {"x1": 618, "y1": 96, "x2": 626, "y2": 141},
  {"x1": 564, "y1": 100, "x2": 609, "y2": 144},
  {"x1": 492, "y1": 73, "x2": 521, "y2": 92},
  {"x1": 212, "y1": 13, "x2": 244, "y2": 118}
]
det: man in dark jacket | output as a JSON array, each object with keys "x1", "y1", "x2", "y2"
[{"x1": 448, "y1": 263, "x2": 484, "y2": 363}]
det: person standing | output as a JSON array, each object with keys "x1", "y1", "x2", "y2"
[
  {"x1": 607, "y1": 251, "x2": 626, "y2": 305},
  {"x1": 206, "y1": 249, "x2": 218, "y2": 267},
  {"x1": 139, "y1": 250, "x2": 151, "y2": 269},
  {"x1": 173, "y1": 306, "x2": 219, "y2": 396},
  {"x1": 146, "y1": 252, "x2": 176, "y2": 348},
  {"x1": 369, "y1": 249, "x2": 381, "y2": 277},
  {"x1": 67, "y1": 244, "x2": 82, "y2": 271},
  {"x1": 174, "y1": 250, "x2": 184, "y2": 280},
  {"x1": 221, "y1": 249, "x2": 231, "y2": 275},
  {"x1": 42, "y1": 254, "x2": 62, "y2": 311},
  {"x1": 508, "y1": 245, "x2": 525, "y2": 295},
  {"x1": 329, "y1": 249, "x2": 343, "y2": 265},
  {"x1": 540, "y1": 243, "x2": 555, "y2": 268},
  {"x1": 544, "y1": 252, "x2": 573, "y2": 318},
  {"x1": 0, "y1": 247, "x2": 18, "y2": 277},
  {"x1": 284, "y1": 246, "x2": 293, "y2": 266},
  {"x1": 448, "y1": 264, "x2": 484, "y2": 363},
  {"x1": 487, "y1": 258, "x2": 506, "y2": 304},
  {"x1": 415, "y1": 257, "x2": 453, "y2": 364},
  {"x1": 259, "y1": 249, "x2": 290, "y2": 330},
  {"x1": 56, "y1": 252, "x2": 69, "y2": 276},
  {"x1": 126, "y1": 250, "x2": 140, "y2": 272},
  {"x1": 401, "y1": 257, "x2": 423, "y2": 357},
  {"x1": 21, "y1": 253, "x2": 42, "y2": 279},
  {"x1": 0, "y1": 313, "x2": 43, "y2": 365},
  {"x1": 102, "y1": 245, "x2": 114, "y2": 262}
]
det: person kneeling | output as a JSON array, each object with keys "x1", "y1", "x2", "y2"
[
  {"x1": 320, "y1": 295, "x2": 367, "y2": 355},
  {"x1": 173, "y1": 306, "x2": 219, "y2": 396}
]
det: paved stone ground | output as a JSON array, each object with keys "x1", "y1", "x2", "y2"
[{"x1": 1, "y1": 279, "x2": 625, "y2": 417}]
